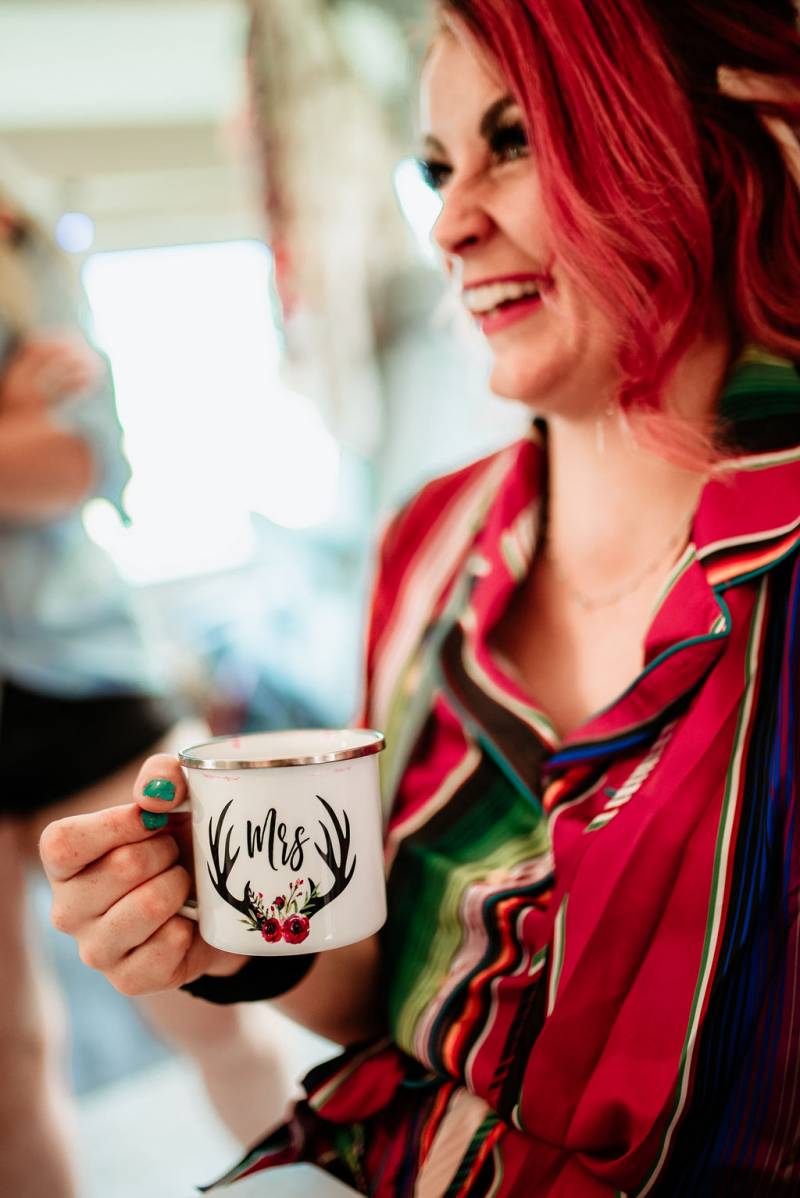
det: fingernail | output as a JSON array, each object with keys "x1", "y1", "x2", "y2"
[
  {"x1": 141, "y1": 811, "x2": 169, "y2": 831},
  {"x1": 143, "y1": 778, "x2": 176, "y2": 802}
]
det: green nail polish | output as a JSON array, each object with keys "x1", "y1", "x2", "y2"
[
  {"x1": 141, "y1": 811, "x2": 169, "y2": 831},
  {"x1": 143, "y1": 778, "x2": 175, "y2": 802}
]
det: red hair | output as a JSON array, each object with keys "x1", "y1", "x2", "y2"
[{"x1": 439, "y1": 0, "x2": 800, "y2": 461}]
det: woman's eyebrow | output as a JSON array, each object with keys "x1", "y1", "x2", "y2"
[
  {"x1": 480, "y1": 95, "x2": 517, "y2": 138},
  {"x1": 420, "y1": 95, "x2": 518, "y2": 157},
  {"x1": 421, "y1": 133, "x2": 447, "y2": 157}
]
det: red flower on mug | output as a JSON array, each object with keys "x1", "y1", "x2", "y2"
[
  {"x1": 260, "y1": 917, "x2": 283, "y2": 943},
  {"x1": 282, "y1": 915, "x2": 310, "y2": 944},
  {"x1": 273, "y1": 895, "x2": 286, "y2": 910}
]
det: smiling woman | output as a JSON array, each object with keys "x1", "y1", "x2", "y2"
[
  {"x1": 423, "y1": 0, "x2": 800, "y2": 456},
  {"x1": 38, "y1": 2, "x2": 800, "y2": 1196}
]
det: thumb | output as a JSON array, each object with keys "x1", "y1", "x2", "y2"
[{"x1": 134, "y1": 753, "x2": 187, "y2": 830}]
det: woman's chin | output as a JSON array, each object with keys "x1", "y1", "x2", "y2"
[
  {"x1": 487, "y1": 360, "x2": 559, "y2": 411},
  {"x1": 488, "y1": 348, "x2": 619, "y2": 419}
]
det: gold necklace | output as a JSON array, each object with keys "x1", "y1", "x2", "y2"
[{"x1": 543, "y1": 507, "x2": 696, "y2": 612}]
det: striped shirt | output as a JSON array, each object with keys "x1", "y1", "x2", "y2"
[{"x1": 213, "y1": 349, "x2": 800, "y2": 1196}]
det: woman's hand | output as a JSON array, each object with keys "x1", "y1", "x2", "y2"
[
  {"x1": 0, "y1": 334, "x2": 102, "y2": 414},
  {"x1": 41, "y1": 752, "x2": 385, "y2": 1039},
  {"x1": 39, "y1": 754, "x2": 246, "y2": 996}
]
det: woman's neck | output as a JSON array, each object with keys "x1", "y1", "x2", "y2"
[{"x1": 541, "y1": 334, "x2": 731, "y2": 594}]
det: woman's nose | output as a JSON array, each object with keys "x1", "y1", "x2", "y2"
[{"x1": 431, "y1": 178, "x2": 494, "y2": 258}]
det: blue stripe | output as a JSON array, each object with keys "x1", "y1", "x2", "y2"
[{"x1": 548, "y1": 727, "x2": 652, "y2": 766}]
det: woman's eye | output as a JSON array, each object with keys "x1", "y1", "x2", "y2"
[
  {"x1": 490, "y1": 122, "x2": 529, "y2": 164},
  {"x1": 416, "y1": 158, "x2": 452, "y2": 192}
]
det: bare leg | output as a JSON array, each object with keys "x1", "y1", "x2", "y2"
[
  {"x1": 28, "y1": 720, "x2": 295, "y2": 1147},
  {"x1": 0, "y1": 819, "x2": 78, "y2": 1198}
]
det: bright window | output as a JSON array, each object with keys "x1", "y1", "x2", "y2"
[{"x1": 82, "y1": 240, "x2": 340, "y2": 585}]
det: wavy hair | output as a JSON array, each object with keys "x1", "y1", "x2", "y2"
[{"x1": 438, "y1": 0, "x2": 800, "y2": 461}]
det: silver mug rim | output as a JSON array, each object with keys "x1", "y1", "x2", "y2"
[{"x1": 178, "y1": 728, "x2": 385, "y2": 771}]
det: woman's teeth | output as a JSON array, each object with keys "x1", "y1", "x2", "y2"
[{"x1": 463, "y1": 279, "x2": 541, "y2": 316}]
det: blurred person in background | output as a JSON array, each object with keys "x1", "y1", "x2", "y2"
[
  {"x1": 38, "y1": 0, "x2": 800, "y2": 1195},
  {"x1": 0, "y1": 188, "x2": 292, "y2": 1198}
]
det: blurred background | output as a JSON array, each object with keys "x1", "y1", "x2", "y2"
[{"x1": 1, "y1": 1, "x2": 527, "y2": 1193}]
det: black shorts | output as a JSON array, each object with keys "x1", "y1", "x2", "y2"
[{"x1": 0, "y1": 679, "x2": 174, "y2": 816}]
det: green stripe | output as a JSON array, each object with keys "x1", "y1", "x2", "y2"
[
  {"x1": 529, "y1": 943, "x2": 548, "y2": 976},
  {"x1": 387, "y1": 771, "x2": 549, "y2": 1050},
  {"x1": 727, "y1": 445, "x2": 800, "y2": 472},
  {"x1": 500, "y1": 528, "x2": 528, "y2": 582},
  {"x1": 718, "y1": 351, "x2": 800, "y2": 423},
  {"x1": 650, "y1": 544, "x2": 696, "y2": 620},
  {"x1": 484, "y1": 1146, "x2": 504, "y2": 1198},
  {"x1": 442, "y1": 1112, "x2": 500, "y2": 1197},
  {"x1": 393, "y1": 827, "x2": 550, "y2": 1048},
  {"x1": 546, "y1": 896, "x2": 569, "y2": 1016},
  {"x1": 585, "y1": 810, "x2": 618, "y2": 833}
]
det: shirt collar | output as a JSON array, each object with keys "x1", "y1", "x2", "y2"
[{"x1": 693, "y1": 348, "x2": 800, "y2": 587}]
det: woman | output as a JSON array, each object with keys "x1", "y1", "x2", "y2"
[{"x1": 39, "y1": 1, "x2": 800, "y2": 1194}]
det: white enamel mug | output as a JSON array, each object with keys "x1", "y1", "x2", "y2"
[{"x1": 176, "y1": 729, "x2": 386, "y2": 956}]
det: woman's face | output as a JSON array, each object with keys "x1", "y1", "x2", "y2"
[{"x1": 420, "y1": 30, "x2": 619, "y2": 417}]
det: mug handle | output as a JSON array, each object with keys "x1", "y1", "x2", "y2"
[{"x1": 169, "y1": 798, "x2": 199, "y2": 923}]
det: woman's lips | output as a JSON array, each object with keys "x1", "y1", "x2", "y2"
[
  {"x1": 462, "y1": 272, "x2": 552, "y2": 335},
  {"x1": 478, "y1": 293, "x2": 544, "y2": 334}
]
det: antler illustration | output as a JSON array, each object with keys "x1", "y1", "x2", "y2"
[
  {"x1": 206, "y1": 800, "x2": 260, "y2": 922},
  {"x1": 304, "y1": 794, "x2": 357, "y2": 917}
]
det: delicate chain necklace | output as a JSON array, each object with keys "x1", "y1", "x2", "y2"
[{"x1": 542, "y1": 505, "x2": 697, "y2": 612}]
